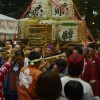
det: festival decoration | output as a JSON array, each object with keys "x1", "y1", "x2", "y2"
[
  {"x1": 58, "y1": 20, "x2": 79, "y2": 42},
  {"x1": 19, "y1": 0, "x2": 95, "y2": 46},
  {"x1": 51, "y1": 0, "x2": 74, "y2": 19},
  {"x1": 39, "y1": 19, "x2": 58, "y2": 41},
  {"x1": 19, "y1": 69, "x2": 32, "y2": 89},
  {"x1": 28, "y1": 24, "x2": 52, "y2": 46},
  {"x1": 19, "y1": 19, "x2": 39, "y2": 39},
  {"x1": 30, "y1": 0, "x2": 51, "y2": 19},
  {"x1": 44, "y1": 53, "x2": 66, "y2": 64}
]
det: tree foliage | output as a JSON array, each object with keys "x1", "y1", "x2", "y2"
[
  {"x1": 73, "y1": 0, "x2": 100, "y2": 40},
  {"x1": 0, "y1": 0, "x2": 31, "y2": 19}
]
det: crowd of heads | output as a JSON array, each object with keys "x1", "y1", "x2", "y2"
[{"x1": 0, "y1": 41, "x2": 100, "y2": 100}]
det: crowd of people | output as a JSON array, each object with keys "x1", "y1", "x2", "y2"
[{"x1": 0, "y1": 40, "x2": 100, "y2": 100}]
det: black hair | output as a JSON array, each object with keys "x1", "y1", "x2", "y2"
[
  {"x1": 28, "y1": 51, "x2": 41, "y2": 61},
  {"x1": 60, "y1": 48, "x2": 73, "y2": 58},
  {"x1": 1, "y1": 42, "x2": 5, "y2": 47},
  {"x1": 87, "y1": 43, "x2": 97, "y2": 50},
  {"x1": 14, "y1": 44, "x2": 23, "y2": 50},
  {"x1": 68, "y1": 61, "x2": 83, "y2": 77},
  {"x1": 36, "y1": 71, "x2": 62, "y2": 100},
  {"x1": 34, "y1": 45, "x2": 41, "y2": 48},
  {"x1": 64, "y1": 80, "x2": 83, "y2": 100},
  {"x1": 15, "y1": 50, "x2": 24, "y2": 57},
  {"x1": 73, "y1": 47, "x2": 83, "y2": 54},
  {"x1": 28, "y1": 51, "x2": 41, "y2": 65},
  {"x1": 55, "y1": 59, "x2": 67, "y2": 73}
]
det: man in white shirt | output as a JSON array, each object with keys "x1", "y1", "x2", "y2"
[{"x1": 60, "y1": 54, "x2": 94, "y2": 100}]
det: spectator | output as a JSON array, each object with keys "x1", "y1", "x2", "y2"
[
  {"x1": 24, "y1": 46, "x2": 32, "y2": 58},
  {"x1": 81, "y1": 47, "x2": 95, "y2": 84},
  {"x1": 13, "y1": 44, "x2": 23, "y2": 54},
  {"x1": 33, "y1": 45, "x2": 42, "y2": 56},
  {"x1": 44, "y1": 45, "x2": 55, "y2": 57},
  {"x1": 59, "y1": 54, "x2": 94, "y2": 100},
  {"x1": 36, "y1": 71, "x2": 62, "y2": 100},
  {"x1": 64, "y1": 80, "x2": 83, "y2": 100},
  {"x1": 87, "y1": 43, "x2": 100, "y2": 97},
  {"x1": 52, "y1": 59, "x2": 67, "y2": 77},
  {"x1": 5, "y1": 40, "x2": 13, "y2": 50},
  {"x1": 73, "y1": 46, "x2": 83, "y2": 55}
]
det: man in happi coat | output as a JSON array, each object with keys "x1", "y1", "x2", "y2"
[{"x1": 87, "y1": 44, "x2": 100, "y2": 97}]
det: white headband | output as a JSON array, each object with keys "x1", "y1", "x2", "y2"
[{"x1": 28, "y1": 56, "x2": 42, "y2": 65}]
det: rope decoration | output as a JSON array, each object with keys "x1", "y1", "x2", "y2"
[
  {"x1": 51, "y1": 0, "x2": 95, "y2": 45},
  {"x1": 20, "y1": 0, "x2": 36, "y2": 18},
  {"x1": 70, "y1": 0, "x2": 95, "y2": 43},
  {"x1": 19, "y1": 0, "x2": 95, "y2": 46},
  {"x1": 51, "y1": 0, "x2": 71, "y2": 15}
]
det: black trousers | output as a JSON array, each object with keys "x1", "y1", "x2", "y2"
[{"x1": 5, "y1": 92, "x2": 18, "y2": 100}]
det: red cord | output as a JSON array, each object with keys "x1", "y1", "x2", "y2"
[{"x1": 20, "y1": 0, "x2": 36, "y2": 18}]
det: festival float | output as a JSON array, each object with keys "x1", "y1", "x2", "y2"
[{"x1": 18, "y1": 0, "x2": 95, "y2": 48}]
